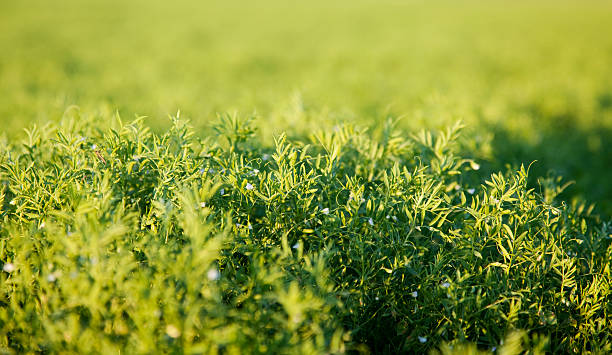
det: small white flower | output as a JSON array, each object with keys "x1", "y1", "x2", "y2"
[
  {"x1": 3, "y1": 263, "x2": 15, "y2": 273},
  {"x1": 411, "y1": 291, "x2": 418, "y2": 298},
  {"x1": 9, "y1": 200, "x2": 16, "y2": 205},
  {"x1": 235, "y1": 223, "x2": 241, "y2": 228},
  {"x1": 492, "y1": 346, "x2": 497, "y2": 352},
  {"x1": 391, "y1": 215, "x2": 398, "y2": 222},
  {"x1": 47, "y1": 273, "x2": 57, "y2": 282},
  {"x1": 454, "y1": 184, "x2": 461, "y2": 190},
  {"x1": 262, "y1": 154, "x2": 270, "y2": 161},
  {"x1": 386, "y1": 215, "x2": 390, "y2": 219},
  {"x1": 200, "y1": 202, "x2": 206, "y2": 208},
  {"x1": 321, "y1": 208, "x2": 330, "y2": 215},
  {"x1": 39, "y1": 222, "x2": 46, "y2": 229},
  {"x1": 207, "y1": 268, "x2": 220, "y2": 281},
  {"x1": 165, "y1": 324, "x2": 181, "y2": 338},
  {"x1": 375, "y1": 296, "x2": 379, "y2": 301},
  {"x1": 492, "y1": 198, "x2": 500, "y2": 204},
  {"x1": 245, "y1": 183, "x2": 254, "y2": 191},
  {"x1": 441, "y1": 282, "x2": 451, "y2": 288},
  {"x1": 467, "y1": 188, "x2": 475, "y2": 195},
  {"x1": 418, "y1": 336, "x2": 427, "y2": 343},
  {"x1": 252, "y1": 169, "x2": 260, "y2": 174},
  {"x1": 219, "y1": 188, "x2": 225, "y2": 195},
  {"x1": 248, "y1": 223, "x2": 253, "y2": 230},
  {"x1": 292, "y1": 243, "x2": 299, "y2": 249},
  {"x1": 91, "y1": 144, "x2": 97, "y2": 150},
  {"x1": 368, "y1": 218, "x2": 374, "y2": 226}
]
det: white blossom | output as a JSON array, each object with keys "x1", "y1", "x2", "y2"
[
  {"x1": 165, "y1": 324, "x2": 181, "y2": 338},
  {"x1": 207, "y1": 268, "x2": 220, "y2": 281},
  {"x1": 418, "y1": 336, "x2": 427, "y2": 343},
  {"x1": 245, "y1": 183, "x2": 254, "y2": 190},
  {"x1": 467, "y1": 188, "x2": 475, "y2": 195},
  {"x1": 321, "y1": 208, "x2": 330, "y2": 215},
  {"x1": 368, "y1": 218, "x2": 374, "y2": 226},
  {"x1": 411, "y1": 291, "x2": 418, "y2": 298},
  {"x1": 441, "y1": 282, "x2": 450, "y2": 288},
  {"x1": 3, "y1": 263, "x2": 15, "y2": 273}
]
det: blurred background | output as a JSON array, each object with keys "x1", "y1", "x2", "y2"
[{"x1": 1, "y1": 0, "x2": 611, "y2": 214}]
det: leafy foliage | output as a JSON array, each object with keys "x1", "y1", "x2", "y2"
[{"x1": 1, "y1": 114, "x2": 610, "y2": 353}]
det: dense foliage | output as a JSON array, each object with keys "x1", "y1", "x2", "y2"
[
  {"x1": 1, "y1": 114, "x2": 610, "y2": 353},
  {"x1": 2, "y1": 1, "x2": 612, "y2": 353}
]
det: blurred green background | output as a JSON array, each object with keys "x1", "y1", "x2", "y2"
[{"x1": 1, "y1": 0, "x2": 611, "y2": 214}]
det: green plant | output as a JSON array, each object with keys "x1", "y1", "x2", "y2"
[{"x1": 1, "y1": 114, "x2": 610, "y2": 353}]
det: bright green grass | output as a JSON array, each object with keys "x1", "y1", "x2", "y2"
[{"x1": 1, "y1": 0, "x2": 612, "y2": 353}]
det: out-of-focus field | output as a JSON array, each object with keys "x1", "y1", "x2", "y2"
[{"x1": 1, "y1": 0, "x2": 611, "y2": 212}]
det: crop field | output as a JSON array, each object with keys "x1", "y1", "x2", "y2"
[{"x1": 1, "y1": 0, "x2": 612, "y2": 354}]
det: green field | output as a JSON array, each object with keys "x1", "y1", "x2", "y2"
[{"x1": 1, "y1": 1, "x2": 612, "y2": 353}]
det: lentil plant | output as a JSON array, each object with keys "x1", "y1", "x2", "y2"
[{"x1": 1, "y1": 112, "x2": 610, "y2": 353}]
